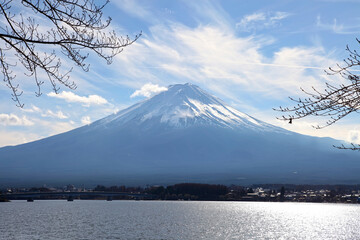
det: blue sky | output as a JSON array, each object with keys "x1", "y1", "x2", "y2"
[{"x1": 1, "y1": 0, "x2": 360, "y2": 147}]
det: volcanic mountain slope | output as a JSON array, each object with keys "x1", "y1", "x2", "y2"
[{"x1": 1, "y1": 83, "x2": 360, "y2": 187}]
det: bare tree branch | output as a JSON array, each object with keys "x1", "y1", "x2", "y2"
[{"x1": 0, "y1": 0, "x2": 141, "y2": 107}]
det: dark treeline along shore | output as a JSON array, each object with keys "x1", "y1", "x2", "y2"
[{"x1": 2, "y1": 183, "x2": 360, "y2": 203}]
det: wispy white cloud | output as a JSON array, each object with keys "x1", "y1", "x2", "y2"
[
  {"x1": 114, "y1": 23, "x2": 335, "y2": 101},
  {"x1": 130, "y1": 83, "x2": 168, "y2": 98},
  {"x1": 184, "y1": 1, "x2": 233, "y2": 33},
  {"x1": 41, "y1": 110, "x2": 68, "y2": 119},
  {"x1": 0, "y1": 113, "x2": 34, "y2": 126},
  {"x1": 21, "y1": 104, "x2": 69, "y2": 120},
  {"x1": 81, "y1": 116, "x2": 91, "y2": 125},
  {"x1": 270, "y1": 12, "x2": 290, "y2": 21},
  {"x1": 21, "y1": 105, "x2": 41, "y2": 113},
  {"x1": 47, "y1": 91, "x2": 108, "y2": 106},
  {"x1": 112, "y1": 0, "x2": 155, "y2": 23},
  {"x1": 238, "y1": 12, "x2": 266, "y2": 27},
  {"x1": 236, "y1": 11, "x2": 291, "y2": 32},
  {"x1": 316, "y1": 15, "x2": 360, "y2": 34}
]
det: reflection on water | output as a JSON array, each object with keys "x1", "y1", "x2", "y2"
[{"x1": 1, "y1": 200, "x2": 359, "y2": 239}]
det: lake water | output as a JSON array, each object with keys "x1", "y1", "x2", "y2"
[{"x1": 1, "y1": 200, "x2": 360, "y2": 239}]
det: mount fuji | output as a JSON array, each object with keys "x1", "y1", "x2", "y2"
[{"x1": 1, "y1": 83, "x2": 360, "y2": 187}]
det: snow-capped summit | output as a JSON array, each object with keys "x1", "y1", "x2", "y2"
[{"x1": 96, "y1": 83, "x2": 276, "y2": 131}]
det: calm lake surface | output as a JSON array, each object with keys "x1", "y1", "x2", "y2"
[{"x1": 1, "y1": 200, "x2": 360, "y2": 240}]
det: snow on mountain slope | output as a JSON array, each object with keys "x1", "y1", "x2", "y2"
[{"x1": 94, "y1": 83, "x2": 283, "y2": 132}]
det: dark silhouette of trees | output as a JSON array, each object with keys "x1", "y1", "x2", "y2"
[
  {"x1": 147, "y1": 183, "x2": 228, "y2": 200},
  {"x1": 0, "y1": 0, "x2": 141, "y2": 107},
  {"x1": 170, "y1": 183, "x2": 228, "y2": 200},
  {"x1": 94, "y1": 185, "x2": 140, "y2": 193},
  {"x1": 29, "y1": 187, "x2": 51, "y2": 192},
  {"x1": 275, "y1": 39, "x2": 360, "y2": 150},
  {"x1": 280, "y1": 186, "x2": 285, "y2": 201}
]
